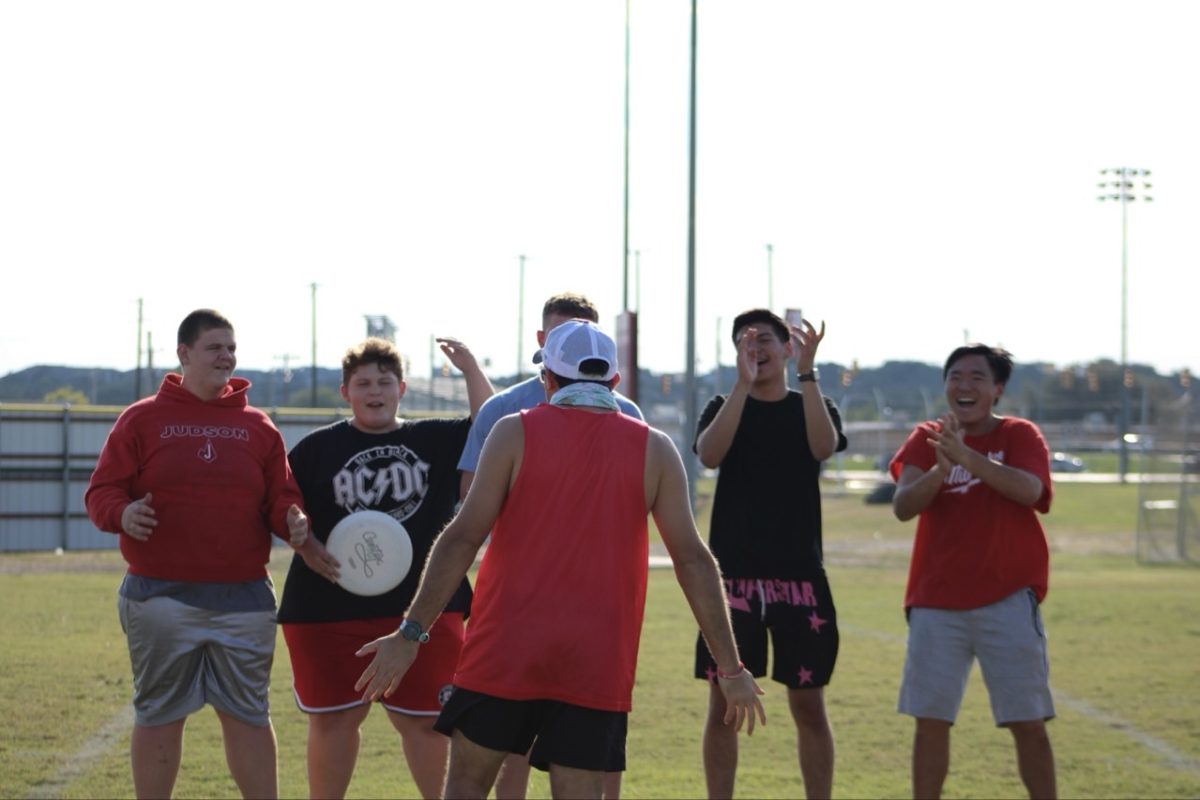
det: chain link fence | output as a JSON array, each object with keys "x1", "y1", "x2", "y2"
[{"x1": 1136, "y1": 392, "x2": 1199, "y2": 564}]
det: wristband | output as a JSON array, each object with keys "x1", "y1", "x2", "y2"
[
  {"x1": 797, "y1": 369, "x2": 819, "y2": 383},
  {"x1": 716, "y1": 661, "x2": 747, "y2": 680}
]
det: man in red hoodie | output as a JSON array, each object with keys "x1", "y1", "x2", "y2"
[{"x1": 86, "y1": 309, "x2": 313, "y2": 799}]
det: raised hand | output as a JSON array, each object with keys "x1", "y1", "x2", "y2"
[
  {"x1": 927, "y1": 413, "x2": 966, "y2": 469},
  {"x1": 735, "y1": 326, "x2": 761, "y2": 386},
  {"x1": 436, "y1": 337, "x2": 479, "y2": 373},
  {"x1": 789, "y1": 318, "x2": 826, "y2": 374}
]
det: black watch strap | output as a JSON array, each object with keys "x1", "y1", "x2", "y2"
[
  {"x1": 797, "y1": 369, "x2": 819, "y2": 383},
  {"x1": 398, "y1": 618, "x2": 430, "y2": 643}
]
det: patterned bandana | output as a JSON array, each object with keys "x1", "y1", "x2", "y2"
[{"x1": 549, "y1": 382, "x2": 620, "y2": 411}]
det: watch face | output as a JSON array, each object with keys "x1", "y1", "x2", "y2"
[{"x1": 400, "y1": 620, "x2": 429, "y2": 643}]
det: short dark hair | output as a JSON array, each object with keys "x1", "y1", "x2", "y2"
[
  {"x1": 943, "y1": 344, "x2": 1014, "y2": 385},
  {"x1": 177, "y1": 309, "x2": 233, "y2": 347},
  {"x1": 544, "y1": 358, "x2": 615, "y2": 388},
  {"x1": 542, "y1": 293, "x2": 599, "y2": 326},
  {"x1": 342, "y1": 338, "x2": 404, "y2": 385},
  {"x1": 730, "y1": 308, "x2": 788, "y2": 345}
]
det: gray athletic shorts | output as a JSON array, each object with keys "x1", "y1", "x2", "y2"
[
  {"x1": 118, "y1": 593, "x2": 276, "y2": 727},
  {"x1": 898, "y1": 588, "x2": 1055, "y2": 726}
]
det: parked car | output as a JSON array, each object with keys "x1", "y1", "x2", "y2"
[
  {"x1": 864, "y1": 481, "x2": 897, "y2": 505},
  {"x1": 1050, "y1": 451, "x2": 1087, "y2": 473}
]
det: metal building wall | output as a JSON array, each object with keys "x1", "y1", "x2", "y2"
[{"x1": 0, "y1": 404, "x2": 377, "y2": 552}]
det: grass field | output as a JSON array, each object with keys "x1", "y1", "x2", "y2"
[{"x1": 1, "y1": 480, "x2": 1198, "y2": 799}]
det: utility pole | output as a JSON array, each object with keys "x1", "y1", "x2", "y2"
[
  {"x1": 1097, "y1": 166, "x2": 1153, "y2": 482},
  {"x1": 146, "y1": 331, "x2": 155, "y2": 390},
  {"x1": 274, "y1": 354, "x2": 298, "y2": 408},
  {"x1": 683, "y1": 0, "x2": 699, "y2": 510},
  {"x1": 622, "y1": 0, "x2": 631, "y2": 312}
]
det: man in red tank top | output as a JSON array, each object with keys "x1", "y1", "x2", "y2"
[{"x1": 355, "y1": 319, "x2": 766, "y2": 799}]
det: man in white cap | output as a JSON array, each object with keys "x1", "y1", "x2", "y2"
[
  {"x1": 456, "y1": 293, "x2": 641, "y2": 798},
  {"x1": 356, "y1": 319, "x2": 765, "y2": 799}
]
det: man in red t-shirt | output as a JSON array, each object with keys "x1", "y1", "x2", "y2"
[
  {"x1": 890, "y1": 344, "x2": 1056, "y2": 799},
  {"x1": 355, "y1": 319, "x2": 765, "y2": 799}
]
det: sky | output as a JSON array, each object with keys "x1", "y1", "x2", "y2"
[{"x1": 2, "y1": 1, "x2": 1197, "y2": 384}]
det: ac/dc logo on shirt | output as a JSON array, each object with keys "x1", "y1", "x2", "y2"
[{"x1": 332, "y1": 444, "x2": 431, "y2": 521}]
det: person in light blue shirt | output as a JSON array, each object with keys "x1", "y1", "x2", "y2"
[
  {"x1": 457, "y1": 292, "x2": 642, "y2": 497},
  {"x1": 455, "y1": 292, "x2": 642, "y2": 800}
]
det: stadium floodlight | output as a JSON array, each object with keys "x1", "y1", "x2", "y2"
[{"x1": 1096, "y1": 167, "x2": 1154, "y2": 483}]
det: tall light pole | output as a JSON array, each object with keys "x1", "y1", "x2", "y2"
[
  {"x1": 683, "y1": 0, "x2": 699, "y2": 510},
  {"x1": 622, "y1": 0, "x2": 631, "y2": 312},
  {"x1": 1097, "y1": 166, "x2": 1153, "y2": 482}
]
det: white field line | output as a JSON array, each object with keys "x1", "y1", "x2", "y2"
[
  {"x1": 838, "y1": 622, "x2": 1200, "y2": 776},
  {"x1": 26, "y1": 704, "x2": 132, "y2": 800},
  {"x1": 1050, "y1": 693, "x2": 1200, "y2": 774},
  {"x1": 23, "y1": 620, "x2": 1200, "y2": 797}
]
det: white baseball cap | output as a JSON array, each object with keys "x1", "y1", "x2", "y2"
[{"x1": 534, "y1": 318, "x2": 618, "y2": 382}]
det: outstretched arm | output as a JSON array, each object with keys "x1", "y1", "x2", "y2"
[
  {"x1": 790, "y1": 319, "x2": 839, "y2": 461},
  {"x1": 355, "y1": 415, "x2": 521, "y2": 701},
  {"x1": 648, "y1": 430, "x2": 766, "y2": 734},
  {"x1": 696, "y1": 328, "x2": 760, "y2": 468}
]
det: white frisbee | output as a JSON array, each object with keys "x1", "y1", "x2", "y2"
[{"x1": 325, "y1": 510, "x2": 413, "y2": 596}]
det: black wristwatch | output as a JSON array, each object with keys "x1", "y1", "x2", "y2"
[
  {"x1": 398, "y1": 618, "x2": 430, "y2": 644},
  {"x1": 797, "y1": 369, "x2": 819, "y2": 383}
]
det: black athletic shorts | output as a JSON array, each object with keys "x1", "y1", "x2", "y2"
[
  {"x1": 695, "y1": 573, "x2": 839, "y2": 689},
  {"x1": 434, "y1": 687, "x2": 628, "y2": 772}
]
